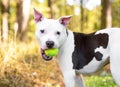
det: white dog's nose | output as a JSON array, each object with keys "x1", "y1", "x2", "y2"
[{"x1": 46, "y1": 41, "x2": 54, "y2": 48}]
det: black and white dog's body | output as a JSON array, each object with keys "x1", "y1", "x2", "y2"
[{"x1": 34, "y1": 9, "x2": 120, "y2": 87}]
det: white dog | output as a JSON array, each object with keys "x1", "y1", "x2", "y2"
[{"x1": 34, "y1": 8, "x2": 120, "y2": 87}]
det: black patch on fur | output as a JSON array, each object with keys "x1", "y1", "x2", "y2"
[
  {"x1": 94, "y1": 52, "x2": 103, "y2": 61},
  {"x1": 72, "y1": 32, "x2": 109, "y2": 70}
]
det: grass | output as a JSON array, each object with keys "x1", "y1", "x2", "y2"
[
  {"x1": 0, "y1": 41, "x2": 63, "y2": 87},
  {"x1": 85, "y1": 75, "x2": 117, "y2": 87},
  {"x1": 0, "y1": 40, "x2": 117, "y2": 87}
]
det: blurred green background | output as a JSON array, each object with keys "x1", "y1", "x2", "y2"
[{"x1": 0, "y1": 0, "x2": 120, "y2": 87}]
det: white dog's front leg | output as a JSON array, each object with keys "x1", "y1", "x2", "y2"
[
  {"x1": 75, "y1": 73, "x2": 86, "y2": 87},
  {"x1": 59, "y1": 58, "x2": 83, "y2": 87},
  {"x1": 62, "y1": 70, "x2": 76, "y2": 87},
  {"x1": 61, "y1": 69, "x2": 85, "y2": 87},
  {"x1": 59, "y1": 55, "x2": 76, "y2": 87}
]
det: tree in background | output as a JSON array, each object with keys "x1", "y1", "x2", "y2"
[
  {"x1": 101, "y1": 0, "x2": 112, "y2": 29},
  {"x1": 16, "y1": 0, "x2": 31, "y2": 41},
  {"x1": 80, "y1": 0, "x2": 84, "y2": 32},
  {"x1": 0, "y1": 0, "x2": 120, "y2": 42},
  {"x1": 112, "y1": 0, "x2": 120, "y2": 27},
  {"x1": 48, "y1": 0, "x2": 54, "y2": 18},
  {"x1": 0, "y1": 0, "x2": 2, "y2": 42},
  {"x1": 1, "y1": 0, "x2": 10, "y2": 42}
]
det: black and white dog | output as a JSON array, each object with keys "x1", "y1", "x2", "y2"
[{"x1": 34, "y1": 8, "x2": 120, "y2": 87}]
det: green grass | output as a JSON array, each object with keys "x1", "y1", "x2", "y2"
[
  {"x1": 0, "y1": 41, "x2": 117, "y2": 87},
  {"x1": 85, "y1": 75, "x2": 117, "y2": 87}
]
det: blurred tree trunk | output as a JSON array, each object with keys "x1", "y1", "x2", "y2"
[
  {"x1": 0, "y1": 0, "x2": 2, "y2": 42},
  {"x1": 16, "y1": 0, "x2": 31, "y2": 41},
  {"x1": 1, "y1": 0, "x2": 10, "y2": 42},
  {"x1": 101, "y1": 0, "x2": 112, "y2": 29},
  {"x1": 80, "y1": 0, "x2": 84, "y2": 32},
  {"x1": 16, "y1": 0, "x2": 22, "y2": 40},
  {"x1": 48, "y1": 0, "x2": 54, "y2": 18}
]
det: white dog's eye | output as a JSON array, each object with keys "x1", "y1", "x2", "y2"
[
  {"x1": 40, "y1": 30, "x2": 45, "y2": 34},
  {"x1": 56, "y1": 31, "x2": 61, "y2": 35}
]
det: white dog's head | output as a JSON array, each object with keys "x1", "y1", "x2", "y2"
[{"x1": 34, "y1": 8, "x2": 72, "y2": 61}]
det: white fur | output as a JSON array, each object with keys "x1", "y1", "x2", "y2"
[
  {"x1": 35, "y1": 19, "x2": 68, "y2": 50},
  {"x1": 75, "y1": 57, "x2": 107, "y2": 74},
  {"x1": 91, "y1": 28, "x2": 120, "y2": 86},
  {"x1": 34, "y1": 10, "x2": 120, "y2": 86},
  {"x1": 35, "y1": 15, "x2": 76, "y2": 86},
  {"x1": 107, "y1": 28, "x2": 120, "y2": 86},
  {"x1": 76, "y1": 46, "x2": 109, "y2": 74},
  {"x1": 59, "y1": 28, "x2": 120, "y2": 86},
  {"x1": 59, "y1": 30, "x2": 76, "y2": 87}
]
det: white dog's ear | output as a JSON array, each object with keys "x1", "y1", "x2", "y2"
[
  {"x1": 33, "y1": 8, "x2": 44, "y2": 23},
  {"x1": 58, "y1": 16, "x2": 72, "y2": 26}
]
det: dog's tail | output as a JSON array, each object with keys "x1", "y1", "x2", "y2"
[{"x1": 75, "y1": 73, "x2": 86, "y2": 87}]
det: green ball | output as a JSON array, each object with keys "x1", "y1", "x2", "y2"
[{"x1": 45, "y1": 48, "x2": 59, "y2": 57}]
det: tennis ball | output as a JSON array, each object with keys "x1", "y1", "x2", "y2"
[{"x1": 45, "y1": 48, "x2": 59, "y2": 57}]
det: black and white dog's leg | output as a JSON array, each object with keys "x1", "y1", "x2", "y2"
[
  {"x1": 110, "y1": 58, "x2": 120, "y2": 87},
  {"x1": 60, "y1": 65, "x2": 85, "y2": 87},
  {"x1": 109, "y1": 43, "x2": 120, "y2": 87},
  {"x1": 61, "y1": 69, "x2": 76, "y2": 87},
  {"x1": 75, "y1": 73, "x2": 85, "y2": 87},
  {"x1": 110, "y1": 55, "x2": 120, "y2": 87}
]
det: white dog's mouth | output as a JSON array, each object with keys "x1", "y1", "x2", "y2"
[{"x1": 41, "y1": 49, "x2": 53, "y2": 61}]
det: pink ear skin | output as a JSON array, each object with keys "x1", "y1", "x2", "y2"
[
  {"x1": 33, "y1": 8, "x2": 44, "y2": 23},
  {"x1": 59, "y1": 16, "x2": 72, "y2": 26}
]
